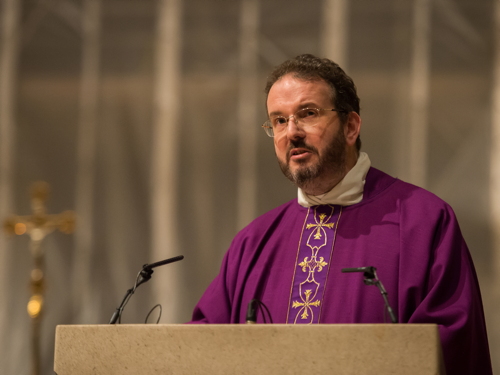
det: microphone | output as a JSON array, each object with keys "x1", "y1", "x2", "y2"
[
  {"x1": 246, "y1": 299, "x2": 257, "y2": 324},
  {"x1": 342, "y1": 266, "x2": 376, "y2": 279},
  {"x1": 341, "y1": 266, "x2": 398, "y2": 324},
  {"x1": 137, "y1": 255, "x2": 185, "y2": 287},
  {"x1": 109, "y1": 255, "x2": 184, "y2": 324},
  {"x1": 143, "y1": 255, "x2": 184, "y2": 270},
  {"x1": 245, "y1": 299, "x2": 273, "y2": 324}
]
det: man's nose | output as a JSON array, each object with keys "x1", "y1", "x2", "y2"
[{"x1": 286, "y1": 117, "x2": 305, "y2": 139}]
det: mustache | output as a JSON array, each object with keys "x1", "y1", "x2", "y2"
[{"x1": 286, "y1": 140, "x2": 318, "y2": 162}]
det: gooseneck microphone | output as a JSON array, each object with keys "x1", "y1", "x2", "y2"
[
  {"x1": 341, "y1": 266, "x2": 398, "y2": 324},
  {"x1": 109, "y1": 255, "x2": 184, "y2": 324}
]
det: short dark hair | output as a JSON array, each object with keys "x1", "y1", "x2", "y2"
[{"x1": 265, "y1": 54, "x2": 361, "y2": 151}]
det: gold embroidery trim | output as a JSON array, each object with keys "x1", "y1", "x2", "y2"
[
  {"x1": 317, "y1": 206, "x2": 342, "y2": 323},
  {"x1": 290, "y1": 206, "x2": 336, "y2": 324}
]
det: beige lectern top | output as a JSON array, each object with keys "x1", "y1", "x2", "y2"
[{"x1": 54, "y1": 324, "x2": 445, "y2": 375}]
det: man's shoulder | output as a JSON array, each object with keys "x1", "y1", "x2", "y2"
[
  {"x1": 244, "y1": 198, "x2": 303, "y2": 229},
  {"x1": 227, "y1": 199, "x2": 303, "y2": 254},
  {"x1": 365, "y1": 167, "x2": 455, "y2": 213}
]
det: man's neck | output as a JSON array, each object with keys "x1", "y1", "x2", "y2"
[
  {"x1": 301, "y1": 152, "x2": 359, "y2": 195},
  {"x1": 301, "y1": 175, "x2": 345, "y2": 196}
]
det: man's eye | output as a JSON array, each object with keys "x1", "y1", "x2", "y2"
[
  {"x1": 301, "y1": 109, "x2": 318, "y2": 118},
  {"x1": 272, "y1": 117, "x2": 287, "y2": 126}
]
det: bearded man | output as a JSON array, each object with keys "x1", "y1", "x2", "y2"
[{"x1": 189, "y1": 54, "x2": 492, "y2": 375}]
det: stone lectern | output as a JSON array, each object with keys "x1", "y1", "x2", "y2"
[{"x1": 54, "y1": 324, "x2": 446, "y2": 375}]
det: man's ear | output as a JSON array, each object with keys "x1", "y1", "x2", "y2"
[{"x1": 344, "y1": 112, "x2": 361, "y2": 146}]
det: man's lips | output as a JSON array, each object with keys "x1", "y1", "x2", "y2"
[{"x1": 288, "y1": 148, "x2": 314, "y2": 161}]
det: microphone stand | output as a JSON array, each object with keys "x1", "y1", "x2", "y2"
[
  {"x1": 109, "y1": 255, "x2": 184, "y2": 324},
  {"x1": 341, "y1": 266, "x2": 398, "y2": 324}
]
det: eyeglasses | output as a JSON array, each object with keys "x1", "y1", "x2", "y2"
[{"x1": 262, "y1": 108, "x2": 345, "y2": 137}]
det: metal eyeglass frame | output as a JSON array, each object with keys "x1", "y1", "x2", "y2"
[{"x1": 261, "y1": 108, "x2": 346, "y2": 137}]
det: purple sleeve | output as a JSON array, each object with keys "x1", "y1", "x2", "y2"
[
  {"x1": 400, "y1": 201, "x2": 492, "y2": 375},
  {"x1": 187, "y1": 225, "x2": 254, "y2": 324},
  {"x1": 188, "y1": 250, "x2": 233, "y2": 324}
]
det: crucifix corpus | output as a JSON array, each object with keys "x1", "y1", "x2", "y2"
[{"x1": 3, "y1": 181, "x2": 76, "y2": 375}]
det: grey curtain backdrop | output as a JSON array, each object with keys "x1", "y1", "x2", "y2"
[{"x1": 0, "y1": 0, "x2": 498, "y2": 373}]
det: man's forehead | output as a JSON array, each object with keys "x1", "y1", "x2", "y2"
[{"x1": 266, "y1": 75, "x2": 334, "y2": 113}]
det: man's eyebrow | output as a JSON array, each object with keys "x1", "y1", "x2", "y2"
[
  {"x1": 268, "y1": 103, "x2": 320, "y2": 117},
  {"x1": 268, "y1": 111, "x2": 283, "y2": 117},
  {"x1": 299, "y1": 102, "x2": 320, "y2": 109}
]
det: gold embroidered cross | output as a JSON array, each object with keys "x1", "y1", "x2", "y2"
[
  {"x1": 292, "y1": 289, "x2": 321, "y2": 319},
  {"x1": 298, "y1": 256, "x2": 328, "y2": 272},
  {"x1": 306, "y1": 213, "x2": 334, "y2": 239}
]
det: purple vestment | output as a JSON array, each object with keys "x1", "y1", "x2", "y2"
[{"x1": 190, "y1": 168, "x2": 492, "y2": 374}]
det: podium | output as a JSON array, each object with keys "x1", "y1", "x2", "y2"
[{"x1": 54, "y1": 324, "x2": 446, "y2": 374}]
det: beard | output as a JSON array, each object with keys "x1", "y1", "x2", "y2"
[{"x1": 277, "y1": 126, "x2": 347, "y2": 191}]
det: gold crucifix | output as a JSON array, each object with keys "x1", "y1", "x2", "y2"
[{"x1": 3, "y1": 181, "x2": 75, "y2": 375}]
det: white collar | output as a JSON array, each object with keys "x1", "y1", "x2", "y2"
[{"x1": 297, "y1": 152, "x2": 371, "y2": 207}]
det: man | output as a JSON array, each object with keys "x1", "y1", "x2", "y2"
[{"x1": 190, "y1": 54, "x2": 492, "y2": 374}]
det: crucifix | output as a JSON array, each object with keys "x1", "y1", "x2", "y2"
[{"x1": 3, "y1": 181, "x2": 76, "y2": 375}]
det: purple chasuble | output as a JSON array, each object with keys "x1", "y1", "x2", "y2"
[
  {"x1": 189, "y1": 167, "x2": 492, "y2": 375},
  {"x1": 287, "y1": 205, "x2": 341, "y2": 324}
]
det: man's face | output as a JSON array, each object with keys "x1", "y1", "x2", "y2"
[{"x1": 267, "y1": 74, "x2": 348, "y2": 194}]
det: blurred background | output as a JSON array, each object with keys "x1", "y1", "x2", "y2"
[{"x1": 1, "y1": 0, "x2": 499, "y2": 373}]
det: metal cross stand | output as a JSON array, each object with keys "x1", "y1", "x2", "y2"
[{"x1": 3, "y1": 181, "x2": 75, "y2": 375}]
